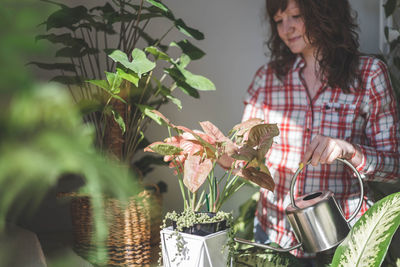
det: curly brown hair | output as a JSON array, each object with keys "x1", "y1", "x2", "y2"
[{"x1": 266, "y1": 0, "x2": 360, "y2": 93}]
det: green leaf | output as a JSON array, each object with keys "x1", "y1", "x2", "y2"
[
  {"x1": 166, "y1": 95, "x2": 182, "y2": 109},
  {"x1": 170, "y1": 40, "x2": 205, "y2": 60},
  {"x1": 131, "y1": 48, "x2": 156, "y2": 75},
  {"x1": 174, "y1": 18, "x2": 205, "y2": 40},
  {"x1": 109, "y1": 49, "x2": 155, "y2": 77},
  {"x1": 145, "y1": 46, "x2": 171, "y2": 61},
  {"x1": 384, "y1": 0, "x2": 397, "y2": 17},
  {"x1": 176, "y1": 66, "x2": 216, "y2": 91},
  {"x1": 153, "y1": 77, "x2": 182, "y2": 109},
  {"x1": 179, "y1": 54, "x2": 191, "y2": 69},
  {"x1": 87, "y1": 79, "x2": 110, "y2": 91},
  {"x1": 137, "y1": 104, "x2": 166, "y2": 126},
  {"x1": 164, "y1": 68, "x2": 200, "y2": 98},
  {"x1": 116, "y1": 68, "x2": 139, "y2": 87},
  {"x1": 111, "y1": 110, "x2": 126, "y2": 134},
  {"x1": 331, "y1": 192, "x2": 400, "y2": 267},
  {"x1": 145, "y1": 0, "x2": 169, "y2": 12},
  {"x1": 105, "y1": 72, "x2": 122, "y2": 93},
  {"x1": 110, "y1": 94, "x2": 127, "y2": 104}
]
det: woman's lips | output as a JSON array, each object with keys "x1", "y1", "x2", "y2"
[{"x1": 288, "y1": 36, "x2": 301, "y2": 43}]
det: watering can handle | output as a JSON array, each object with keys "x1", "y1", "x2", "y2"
[
  {"x1": 234, "y1": 237, "x2": 302, "y2": 252},
  {"x1": 290, "y1": 158, "x2": 364, "y2": 223}
]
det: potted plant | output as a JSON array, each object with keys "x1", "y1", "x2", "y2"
[
  {"x1": 144, "y1": 110, "x2": 278, "y2": 266},
  {"x1": 31, "y1": 0, "x2": 216, "y2": 265}
]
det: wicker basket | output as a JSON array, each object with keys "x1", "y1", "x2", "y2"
[{"x1": 62, "y1": 186, "x2": 162, "y2": 266}]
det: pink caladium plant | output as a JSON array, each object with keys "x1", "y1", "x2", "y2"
[{"x1": 144, "y1": 110, "x2": 278, "y2": 212}]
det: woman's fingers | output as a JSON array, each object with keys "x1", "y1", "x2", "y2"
[{"x1": 302, "y1": 135, "x2": 355, "y2": 166}]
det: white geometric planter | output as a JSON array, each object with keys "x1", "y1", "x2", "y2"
[{"x1": 160, "y1": 227, "x2": 229, "y2": 267}]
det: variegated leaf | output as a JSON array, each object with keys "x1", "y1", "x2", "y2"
[
  {"x1": 144, "y1": 142, "x2": 182, "y2": 155},
  {"x1": 231, "y1": 144, "x2": 258, "y2": 162},
  {"x1": 232, "y1": 118, "x2": 264, "y2": 135},
  {"x1": 241, "y1": 167, "x2": 275, "y2": 191},
  {"x1": 331, "y1": 192, "x2": 400, "y2": 267},
  {"x1": 183, "y1": 155, "x2": 213, "y2": 193},
  {"x1": 256, "y1": 138, "x2": 274, "y2": 163},
  {"x1": 247, "y1": 124, "x2": 279, "y2": 147},
  {"x1": 199, "y1": 121, "x2": 227, "y2": 142}
]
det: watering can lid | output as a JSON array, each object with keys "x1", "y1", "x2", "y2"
[{"x1": 285, "y1": 190, "x2": 334, "y2": 213}]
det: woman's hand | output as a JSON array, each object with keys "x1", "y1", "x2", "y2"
[{"x1": 302, "y1": 134, "x2": 361, "y2": 166}]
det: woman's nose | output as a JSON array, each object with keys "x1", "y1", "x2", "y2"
[{"x1": 281, "y1": 19, "x2": 294, "y2": 34}]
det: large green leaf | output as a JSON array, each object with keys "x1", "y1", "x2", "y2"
[
  {"x1": 331, "y1": 192, "x2": 400, "y2": 267},
  {"x1": 109, "y1": 49, "x2": 155, "y2": 77}
]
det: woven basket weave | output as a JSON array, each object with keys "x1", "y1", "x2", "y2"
[{"x1": 64, "y1": 187, "x2": 161, "y2": 266}]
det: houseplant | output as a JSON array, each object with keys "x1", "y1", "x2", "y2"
[
  {"x1": 32, "y1": 0, "x2": 215, "y2": 177},
  {"x1": 32, "y1": 0, "x2": 216, "y2": 265},
  {"x1": 144, "y1": 110, "x2": 278, "y2": 265}
]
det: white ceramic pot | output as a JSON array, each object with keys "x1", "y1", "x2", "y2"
[{"x1": 160, "y1": 227, "x2": 229, "y2": 267}]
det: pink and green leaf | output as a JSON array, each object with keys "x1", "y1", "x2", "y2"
[
  {"x1": 199, "y1": 121, "x2": 227, "y2": 142},
  {"x1": 183, "y1": 155, "x2": 213, "y2": 193},
  {"x1": 231, "y1": 118, "x2": 264, "y2": 136}
]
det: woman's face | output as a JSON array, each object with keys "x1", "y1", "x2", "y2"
[{"x1": 273, "y1": 0, "x2": 314, "y2": 57}]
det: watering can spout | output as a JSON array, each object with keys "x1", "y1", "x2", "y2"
[{"x1": 234, "y1": 237, "x2": 301, "y2": 252}]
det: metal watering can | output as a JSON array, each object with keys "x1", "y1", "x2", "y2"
[{"x1": 235, "y1": 158, "x2": 364, "y2": 253}]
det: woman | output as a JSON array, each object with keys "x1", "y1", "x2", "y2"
[{"x1": 242, "y1": 0, "x2": 400, "y2": 263}]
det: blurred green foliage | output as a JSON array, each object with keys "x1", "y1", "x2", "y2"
[{"x1": 0, "y1": 0, "x2": 143, "y2": 264}]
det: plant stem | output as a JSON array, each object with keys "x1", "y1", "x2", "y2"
[
  {"x1": 195, "y1": 191, "x2": 205, "y2": 211},
  {"x1": 191, "y1": 192, "x2": 197, "y2": 212}
]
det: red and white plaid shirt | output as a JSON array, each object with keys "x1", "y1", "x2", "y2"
[{"x1": 242, "y1": 55, "x2": 400, "y2": 257}]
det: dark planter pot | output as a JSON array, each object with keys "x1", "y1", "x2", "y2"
[{"x1": 172, "y1": 212, "x2": 228, "y2": 236}]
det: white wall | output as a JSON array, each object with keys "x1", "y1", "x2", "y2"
[{"x1": 145, "y1": 0, "x2": 382, "y2": 216}]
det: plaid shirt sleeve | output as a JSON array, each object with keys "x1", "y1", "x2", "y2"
[
  {"x1": 242, "y1": 65, "x2": 267, "y2": 122},
  {"x1": 357, "y1": 59, "x2": 400, "y2": 182}
]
